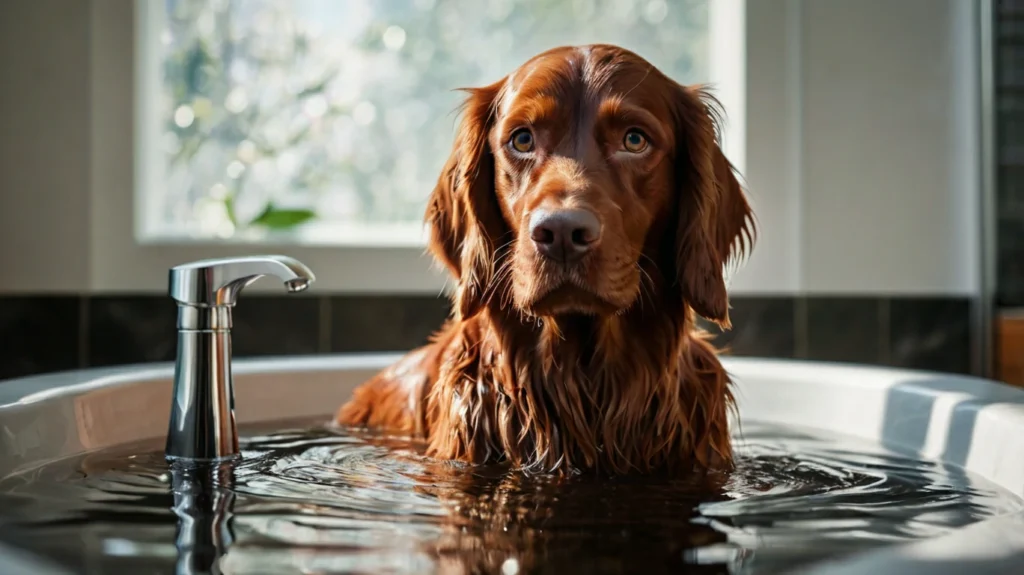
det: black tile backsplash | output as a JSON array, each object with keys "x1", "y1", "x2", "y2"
[
  {"x1": 87, "y1": 296, "x2": 178, "y2": 367},
  {"x1": 996, "y1": 8, "x2": 1024, "y2": 306},
  {"x1": 888, "y1": 298, "x2": 972, "y2": 375},
  {"x1": 805, "y1": 297, "x2": 884, "y2": 364},
  {"x1": 704, "y1": 297, "x2": 796, "y2": 359},
  {"x1": 233, "y1": 295, "x2": 322, "y2": 357},
  {"x1": 330, "y1": 295, "x2": 451, "y2": 353},
  {"x1": 0, "y1": 294, "x2": 974, "y2": 380},
  {"x1": 0, "y1": 296, "x2": 80, "y2": 380}
]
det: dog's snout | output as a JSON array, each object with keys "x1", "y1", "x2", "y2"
[{"x1": 529, "y1": 208, "x2": 602, "y2": 263}]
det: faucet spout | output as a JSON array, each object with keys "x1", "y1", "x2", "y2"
[
  {"x1": 284, "y1": 277, "x2": 311, "y2": 293},
  {"x1": 169, "y1": 255, "x2": 316, "y2": 308},
  {"x1": 165, "y1": 255, "x2": 316, "y2": 462}
]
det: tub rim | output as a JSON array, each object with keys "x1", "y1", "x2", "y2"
[{"x1": 1, "y1": 354, "x2": 1024, "y2": 574}]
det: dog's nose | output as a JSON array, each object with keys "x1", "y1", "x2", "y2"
[{"x1": 529, "y1": 208, "x2": 602, "y2": 263}]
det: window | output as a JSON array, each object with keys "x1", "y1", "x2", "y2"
[{"x1": 137, "y1": 0, "x2": 733, "y2": 248}]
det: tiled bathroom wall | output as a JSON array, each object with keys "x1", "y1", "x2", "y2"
[
  {"x1": 0, "y1": 294, "x2": 972, "y2": 381},
  {"x1": 995, "y1": 0, "x2": 1024, "y2": 385},
  {"x1": 998, "y1": 0, "x2": 1024, "y2": 308}
]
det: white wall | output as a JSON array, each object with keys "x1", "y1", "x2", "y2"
[
  {"x1": 799, "y1": 0, "x2": 980, "y2": 294},
  {"x1": 729, "y1": 0, "x2": 981, "y2": 296},
  {"x1": 735, "y1": 0, "x2": 804, "y2": 294},
  {"x1": 0, "y1": 0, "x2": 92, "y2": 292},
  {"x1": 0, "y1": 0, "x2": 982, "y2": 296}
]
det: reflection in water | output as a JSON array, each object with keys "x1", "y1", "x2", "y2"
[
  {"x1": 0, "y1": 420, "x2": 1019, "y2": 574},
  {"x1": 169, "y1": 460, "x2": 236, "y2": 574}
]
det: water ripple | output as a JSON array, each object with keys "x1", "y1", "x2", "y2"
[{"x1": 0, "y1": 420, "x2": 1019, "y2": 575}]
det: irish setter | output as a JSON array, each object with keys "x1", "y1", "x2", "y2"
[{"x1": 336, "y1": 44, "x2": 755, "y2": 476}]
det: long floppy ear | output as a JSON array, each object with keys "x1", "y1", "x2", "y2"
[
  {"x1": 425, "y1": 80, "x2": 508, "y2": 319},
  {"x1": 672, "y1": 86, "x2": 756, "y2": 329}
]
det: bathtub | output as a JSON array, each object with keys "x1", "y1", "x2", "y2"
[{"x1": 1, "y1": 354, "x2": 1023, "y2": 574}]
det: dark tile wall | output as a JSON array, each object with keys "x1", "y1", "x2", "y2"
[
  {"x1": 996, "y1": 2, "x2": 1024, "y2": 306},
  {"x1": 804, "y1": 297, "x2": 883, "y2": 364},
  {"x1": 88, "y1": 296, "x2": 177, "y2": 367},
  {"x1": 0, "y1": 296, "x2": 81, "y2": 378},
  {"x1": 888, "y1": 298, "x2": 971, "y2": 374},
  {"x1": 700, "y1": 296, "x2": 972, "y2": 375},
  {"x1": 703, "y1": 297, "x2": 796, "y2": 359},
  {"x1": 0, "y1": 294, "x2": 973, "y2": 381},
  {"x1": 330, "y1": 296, "x2": 450, "y2": 353}
]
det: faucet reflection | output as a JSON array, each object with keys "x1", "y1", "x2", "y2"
[{"x1": 170, "y1": 460, "x2": 236, "y2": 575}]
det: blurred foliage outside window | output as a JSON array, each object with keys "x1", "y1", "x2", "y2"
[{"x1": 148, "y1": 0, "x2": 709, "y2": 244}]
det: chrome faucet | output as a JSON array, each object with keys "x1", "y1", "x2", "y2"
[{"x1": 165, "y1": 255, "x2": 315, "y2": 461}]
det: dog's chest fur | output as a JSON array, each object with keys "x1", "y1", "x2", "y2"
[{"x1": 422, "y1": 310, "x2": 733, "y2": 474}]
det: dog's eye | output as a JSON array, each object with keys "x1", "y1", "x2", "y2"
[
  {"x1": 623, "y1": 129, "x2": 648, "y2": 153},
  {"x1": 510, "y1": 129, "x2": 534, "y2": 153}
]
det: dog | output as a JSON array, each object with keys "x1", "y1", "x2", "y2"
[{"x1": 336, "y1": 44, "x2": 755, "y2": 476}]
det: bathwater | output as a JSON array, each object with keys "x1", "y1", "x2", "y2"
[{"x1": 0, "y1": 420, "x2": 1019, "y2": 574}]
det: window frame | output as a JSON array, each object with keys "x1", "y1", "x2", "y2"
[{"x1": 112, "y1": 0, "x2": 746, "y2": 294}]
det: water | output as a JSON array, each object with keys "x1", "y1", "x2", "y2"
[{"x1": 0, "y1": 419, "x2": 1019, "y2": 575}]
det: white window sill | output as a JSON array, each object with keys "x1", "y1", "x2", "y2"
[
  {"x1": 125, "y1": 220, "x2": 446, "y2": 295},
  {"x1": 139, "y1": 221, "x2": 430, "y2": 250},
  {"x1": 93, "y1": 242, "x2": 449, "y2": 295}
]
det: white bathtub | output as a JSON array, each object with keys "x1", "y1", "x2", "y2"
[{"x1": 1, "y1": 355, "x2": 1023, "y2": 574}]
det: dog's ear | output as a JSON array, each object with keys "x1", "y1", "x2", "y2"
[
  {"x1": 425, "y1": 80, "x2": 508, "y2": 319},
  {"x1": 671, "y1": 86, "x2": 755, "y2": 328}
]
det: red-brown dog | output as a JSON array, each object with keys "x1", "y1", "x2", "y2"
[{"x1": 336, "y1": 44, "x2": 755, "y2": 476}]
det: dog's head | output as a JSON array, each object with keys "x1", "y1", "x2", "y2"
[{"x1": 426, "y1": 45, "x2": 754, "y2": 326}]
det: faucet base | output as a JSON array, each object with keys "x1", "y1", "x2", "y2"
[{"x1": 165, "y1": 328, "x2": 239, "y2": 461}]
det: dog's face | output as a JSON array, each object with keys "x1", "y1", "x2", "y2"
[
  {"x1": 427, "y1": 45, "x2": 754, "y2": 325},
  {"x1": 494, "y1": 48, "x2": 677, "y2": 316}
]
